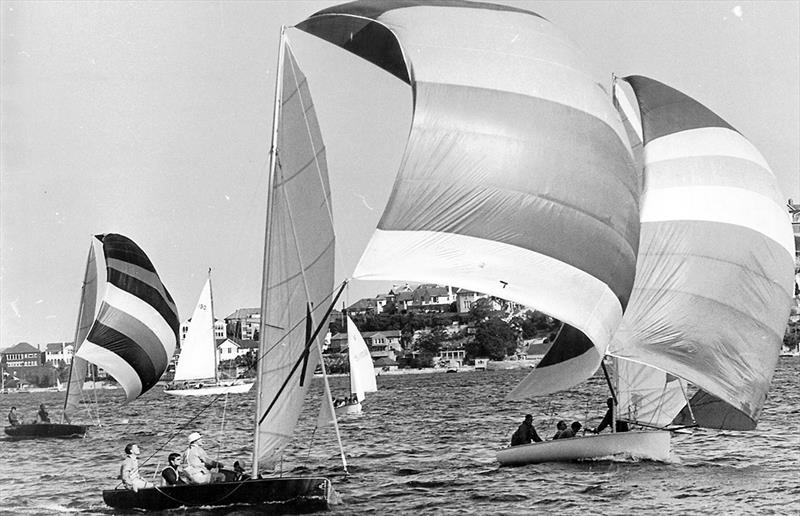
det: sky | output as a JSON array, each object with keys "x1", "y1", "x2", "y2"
[{"x1": 1, "y1": 1, "x2": 798, "y2": 350}]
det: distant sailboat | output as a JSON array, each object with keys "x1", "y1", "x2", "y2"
[
  {"x1": 334, "y1": 316, "x2": 377, "y2": 416},
  {"x1": 165, "y1": 271, "x2": 253, "y2": 396},
  {"x1": 5, "y1": 233, "x2": 180, "y2": 440}
]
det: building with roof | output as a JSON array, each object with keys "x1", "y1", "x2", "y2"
[
  {"x1": 1, "y1": 342, "x2": 42, "y2": 368},
  {"x1": 180, "y1": 318, "x2": 227, "y2": 346},
  {"x1": 44, "y1": 342, "x2": 74, "y2": 366},
  {"x1": 224, "y1": 308, "x2": 261, "y2": 340}
]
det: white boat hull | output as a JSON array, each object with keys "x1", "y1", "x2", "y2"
[
  {"x1": 334, "y1": 402, "x2": 362, "y2": 416},
  {"x1": 496, "y1": 431, "x2": 670, "y2": 466},
  {"x1": 164, "y1": 381, "x2": 254, "y2": 396}
]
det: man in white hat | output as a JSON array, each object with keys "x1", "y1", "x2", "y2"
[{"x1": 181, "y1": 432, "x2": 225, "y2": 484}]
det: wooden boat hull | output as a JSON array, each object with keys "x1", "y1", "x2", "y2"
[
  {"x1": 334, "y1": 402, "x2": 361, "y2": 416},
  {"x1": 165, "y1": 381, "x2": 254, "y2": 396},
  {"x1": 102, "y1": 476, "x2": 336, "y2": 512},
  {"x1": 496, "y1": 431, "x2": 671, "y2": 466},
  {"x1": 4, "y1": 423, "x2": 87, "y2": 439}
]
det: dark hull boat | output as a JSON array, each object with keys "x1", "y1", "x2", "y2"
[
  {"x1": 102, "y1": 477, "x2": 336, "y2": 512},
  {"x1": 4, "y1": 423, "x2": 87, "y2": 439}
]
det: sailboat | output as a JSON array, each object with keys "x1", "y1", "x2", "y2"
[
  {"x1": 334, "y1": 316, "x2": 378, "y2": 416},
  {"x1": 498, "y1": 74, "x2": 794, "y2": 464},
  {"x1": 103, "y1": 21, "x2": 344, "y2": 512},
  {"x1": 164, "y1": 271, "x2": 253, "y2": 396},
  {"x1": 5, "y1": 233, "x2": 180, "y2": 440},
  {"x1": 287, "y1": 1, "x2": 794, "y2": 464}
]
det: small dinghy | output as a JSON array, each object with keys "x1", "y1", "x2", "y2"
[{"x1": 4, "y1": 423, "x2": 87, "y2": 440}]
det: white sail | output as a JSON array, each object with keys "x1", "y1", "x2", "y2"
[
  {"x1": 173, "y1": 277, "x2": 217, "y2": 382},
  {"x1": 346, "y1": 316, "x2": 377, "y2": 402},
  {"x1": 615, "y1": 359, "x2": 686, "y2": 428},
  {"x1": 63, "y1": 239, "x2": 102, "y2": 421},
  {"x1": 254, "y1": 36, "x2": 336, "y2": 474}
]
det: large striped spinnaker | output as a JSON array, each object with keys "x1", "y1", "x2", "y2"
[
  {"x1": 73, "y1": 234, "x2": 179, "y2": 402},
  {"x1": 297, "y1": 0, "x2": 639, "y2": 396},
  {"x1": 609, "y1": 76, "x2": 795, "y2": 429}
]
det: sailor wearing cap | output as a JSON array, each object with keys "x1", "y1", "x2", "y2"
[{"x1": 181, "y1": 432, "x2": 225, "y2": 484}]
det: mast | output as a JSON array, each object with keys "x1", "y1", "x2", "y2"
[
  {"x1": 208, "y1": 267, "x2": 218, "y2": 384},
  {"x1": 252, "y1": 25, "x2": 287, "y2": 479}
]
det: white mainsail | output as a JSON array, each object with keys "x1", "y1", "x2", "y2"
[
  {"x1": 173, "y1": 277, "x2": 217, "y2": 382},
  {"x1": 615, "y1": 359, "x2": 686, "y2": 428},
  {"x1": 253, "y1": 34, "x2": 341, "y2": 475},
  {"x1": 346, "y1": 316, "x2": 377, "y2": 402},
  {"x1": 62, "y1": 239, "x2": 102, "y2": 423}
]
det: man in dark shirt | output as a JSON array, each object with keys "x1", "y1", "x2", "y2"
[
  {"x1": 510, "y1": 414, "x2": 542, "y2": 446},
  {"x1": 37, "y1": 403, "x2": 50, "y2": 423},
  {"x1": 591, "y1": 397, "x2": 629, "y2": 433},
  {"x1": 161, "y1": 453, "x2": 185, "y2": 486},
  {"x1": 8, "y1": 406, "x2": 21, "y2": 426}
]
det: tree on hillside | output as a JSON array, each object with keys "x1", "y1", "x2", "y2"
[
  {"x1": 465, "y1": 317, "x2": 518, "y2": 360},
  {"x1": 469, "y1": 297, "x2": 495, "y2": 321}
]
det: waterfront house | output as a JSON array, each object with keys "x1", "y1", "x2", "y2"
[
  {"x1": 224, "y1": 308, "x2": 261, "y2": 340},
  {"x1": 44, "y1": 341, "x2": 74, "y2": 366},
  {"x1": 1, "y1": 342, "x2": 41, "y2": 368}
]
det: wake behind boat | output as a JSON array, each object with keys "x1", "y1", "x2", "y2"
[{"x1": 164, "y1": 271, "x2": 253, "y2": 397}]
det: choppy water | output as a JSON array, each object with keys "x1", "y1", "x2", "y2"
[{"x1": 2, "y1": 359, "x2": 799, "y2": 515}]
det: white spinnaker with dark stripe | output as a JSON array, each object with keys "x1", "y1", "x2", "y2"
[
  {"x1": 297, "y1": 0, "x2": 639, "y2": 394},
  {"x1": 73, "y1": 234, "x2": 179, "y2": 402},
  {"x1": 255, "y1": 43, "x2": 335, "y2": 469},
  {"x1": 609, "y1": 76, "x2": 795, "y2": 430}
]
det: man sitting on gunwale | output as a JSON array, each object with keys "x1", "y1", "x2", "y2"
[{"x1": 510, "y1": 414, "x2": 543, "y2": 446}]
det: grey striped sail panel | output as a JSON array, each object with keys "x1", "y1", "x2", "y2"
[
  {"x1": 298, "y1": 0, "x2": 639, "y2": 384},
  {"x1": 608, "y1": 76, "x2": 795, "y2": 429},
  {"x1": 73, "y1": 233, "x2": 179, "y2": 402}
]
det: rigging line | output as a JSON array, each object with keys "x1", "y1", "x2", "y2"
[
  {"x1": 140, "y1": 391, "x2": 230, "y2": 468},
  {"x1": 316, "y1": 340, "x2": 348, "y2": 474},
  {"x1": 257, "y1": 281, "x2": 348, "y2": 426}
]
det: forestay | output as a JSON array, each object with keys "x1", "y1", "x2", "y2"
[
  {"x1": 608, "y1": 76, "x2": 795, "y2": 429},
  {"x1": 72, "y1": 234, "x2": 179, "y2": 402},
  {"x1": 297, "y1": 0, "x2": 639, "y2": 395}
]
